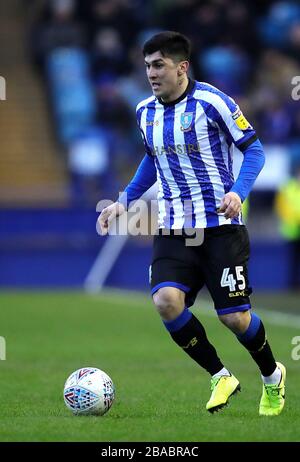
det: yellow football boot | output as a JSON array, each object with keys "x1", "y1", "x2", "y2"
[
  {"x1": 206, "y1": 374, "x2": 241, "y2": 413},
  {"x1": 259, "y1": 362, "x2": 286, "y2": 416}
]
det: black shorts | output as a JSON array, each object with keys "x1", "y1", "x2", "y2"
[{"x1": 150, "y1": 225, "x2": 252, "y2": 315}]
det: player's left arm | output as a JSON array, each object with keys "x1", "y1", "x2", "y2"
[
  {"x1": 211, "y1": 94, "x2": 265, "y2": 219},
  {"x1": 218, "y1": 139, "x2": 265, "y2": 219}
]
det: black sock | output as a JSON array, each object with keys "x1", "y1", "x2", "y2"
[
  {"x1": 237, "y1": 321, "x2": 277, "y2": 377},
  {"x1": 170, "y1": 314, "x2": 224, "y2": 375}
]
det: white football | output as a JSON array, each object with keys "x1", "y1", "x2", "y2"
[{"x1": 63, "y1": 367, "x2": 115, "y2": 416}]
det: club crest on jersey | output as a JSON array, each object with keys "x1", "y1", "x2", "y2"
[{"x1": 180, "y1": 112, "x2": 194, "y2": 131}]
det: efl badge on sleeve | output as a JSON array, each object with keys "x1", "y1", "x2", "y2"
[
  {"x1": 180, "y1": 112, "x2": 194, "y2": 131},
  {"x1": 232, "y1": 108, "x2": 251, "y2": 130}
]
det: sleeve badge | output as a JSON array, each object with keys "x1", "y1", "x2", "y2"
[{"x1": 232, "y1": 108, "x2": 252, "y2": 130}]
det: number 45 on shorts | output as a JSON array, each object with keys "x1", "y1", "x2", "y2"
[{"x1": 221, "y1": 266, "x2": 246, "y2": 293}]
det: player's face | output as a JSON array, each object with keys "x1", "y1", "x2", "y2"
[{"x1": 144, "y1": 51, "x2": 188, "y2": 103}]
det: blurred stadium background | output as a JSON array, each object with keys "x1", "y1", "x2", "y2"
[
  {"x1": 1, "y1": 0, "x2": 300, "y2": 292},
  {"x1": 1, "y1": 0, "x2": 300, "y2": 442}
]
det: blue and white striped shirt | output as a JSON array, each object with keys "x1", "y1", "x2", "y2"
[{"x1": 130, "y1": 79, "x2": 259, "y2": 229}]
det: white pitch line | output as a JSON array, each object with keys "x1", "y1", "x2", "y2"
[
  {"x1": 198, "y1": 305, "x2": 300, "y2": 329},
  {"x1": 88, "y1": 289, "x2": 300, "y2": 329},
  {"x1": 254, "y1": 309, "x2": 300, "y2": 329}
]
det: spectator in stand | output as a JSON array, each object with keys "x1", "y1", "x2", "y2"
[
  {"x1": 249, "y1": 49, "x2": 300, "y2": 143},
  {"x1": 257, "y1": 1, "x2": 300, "y2": 53},
  {"x1": 91, "y1": 27, "x2": 129, "y2": 80},
  {"x1": 288, "y1": 22, "x2": 300, "y2": 61},
  {"x1": 94, "y1": 74, "x2": 139, "y2": 180},
  {"x1": 88, "y1": 0, "x2": 143, "y2": 51},
  {"x1": 254, "y1": 92, "x2": 293, "y2": 144},
  {"x1": 118, "y1": 41, "x2": 158, "y2": 110},
  {"x1": 68, "y1": 126, "x2": 119, "y2": 206},
  {"x1": 223, "y1": 1, "x2": 258, "y2": 56},
  {"x1": 199, "y1": 44, "x2": 251, "y2": 97},
  {"x1": 30, "y1": 0, "x2": 87, "y2": 71},
  {"x1": 27, "y1": 0, "x2": 300, "y2": 208}
]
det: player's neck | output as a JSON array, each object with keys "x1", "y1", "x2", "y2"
[{"x1": 161, "y1": 76, "x2": 190, "y2": 104}]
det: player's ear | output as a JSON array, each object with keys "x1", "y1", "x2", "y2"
[{"x1": 177, "y1": 61, "x2": 189, "y2": 76}]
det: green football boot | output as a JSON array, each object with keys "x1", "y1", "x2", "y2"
[
  {"x1": 206, "y1": 374, "x2": 241, "y2": 413},
  {"x1": 259, "y1": 362, "x2": 286, "y2": 416}
]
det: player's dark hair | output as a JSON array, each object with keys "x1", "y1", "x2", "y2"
[{"x1": 142, "y1": 31, "x2": 191, "y2": 62}]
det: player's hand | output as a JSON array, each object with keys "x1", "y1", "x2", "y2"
[
  {"x1": 98, "y1": 202, "x2": 126, "y2": 236},
  {"x1": 217, "y1": 192, "x2": 242, "y2": 219}
]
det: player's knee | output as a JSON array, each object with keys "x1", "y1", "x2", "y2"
[
  {"x1": 152, "y1": 288, "x2": 184, "y2": 319},
  {"x1": 218, "y1": 310, "x2": 251, "y2": 335}
]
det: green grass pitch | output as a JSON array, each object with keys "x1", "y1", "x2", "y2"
[{"x1": 0, "y1": 290, "x2": 299, "y2": 442}]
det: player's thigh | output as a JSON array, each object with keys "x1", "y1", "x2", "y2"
[
  {"x1": 150, "y1": 233, "x2": 204, "y2": 308},
  {"x1": 201, "y1": 225, "x2": 252, "y2": 315}
]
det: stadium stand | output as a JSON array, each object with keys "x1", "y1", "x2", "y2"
[
  {"x1": 1, "y1": 0, "x2": 300, "y2": 288},
  {"x1": 0, "y1": 0, "x2": 69, "y2": 205}
]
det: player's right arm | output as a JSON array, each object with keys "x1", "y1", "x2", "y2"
[
  {"x1": 99, "y1": 153, "x2": 157, "y2": 235},
  {"x1": 98, "y1": 202, "x2": 126, "y2": 236},
  {"x1": 99, "y1": 102, "x2": 157, "y2": 236}
]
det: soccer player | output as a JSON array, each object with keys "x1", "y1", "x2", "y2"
[{"x1": 99, "y1": 31, "x2": 286, "y2": 416}]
